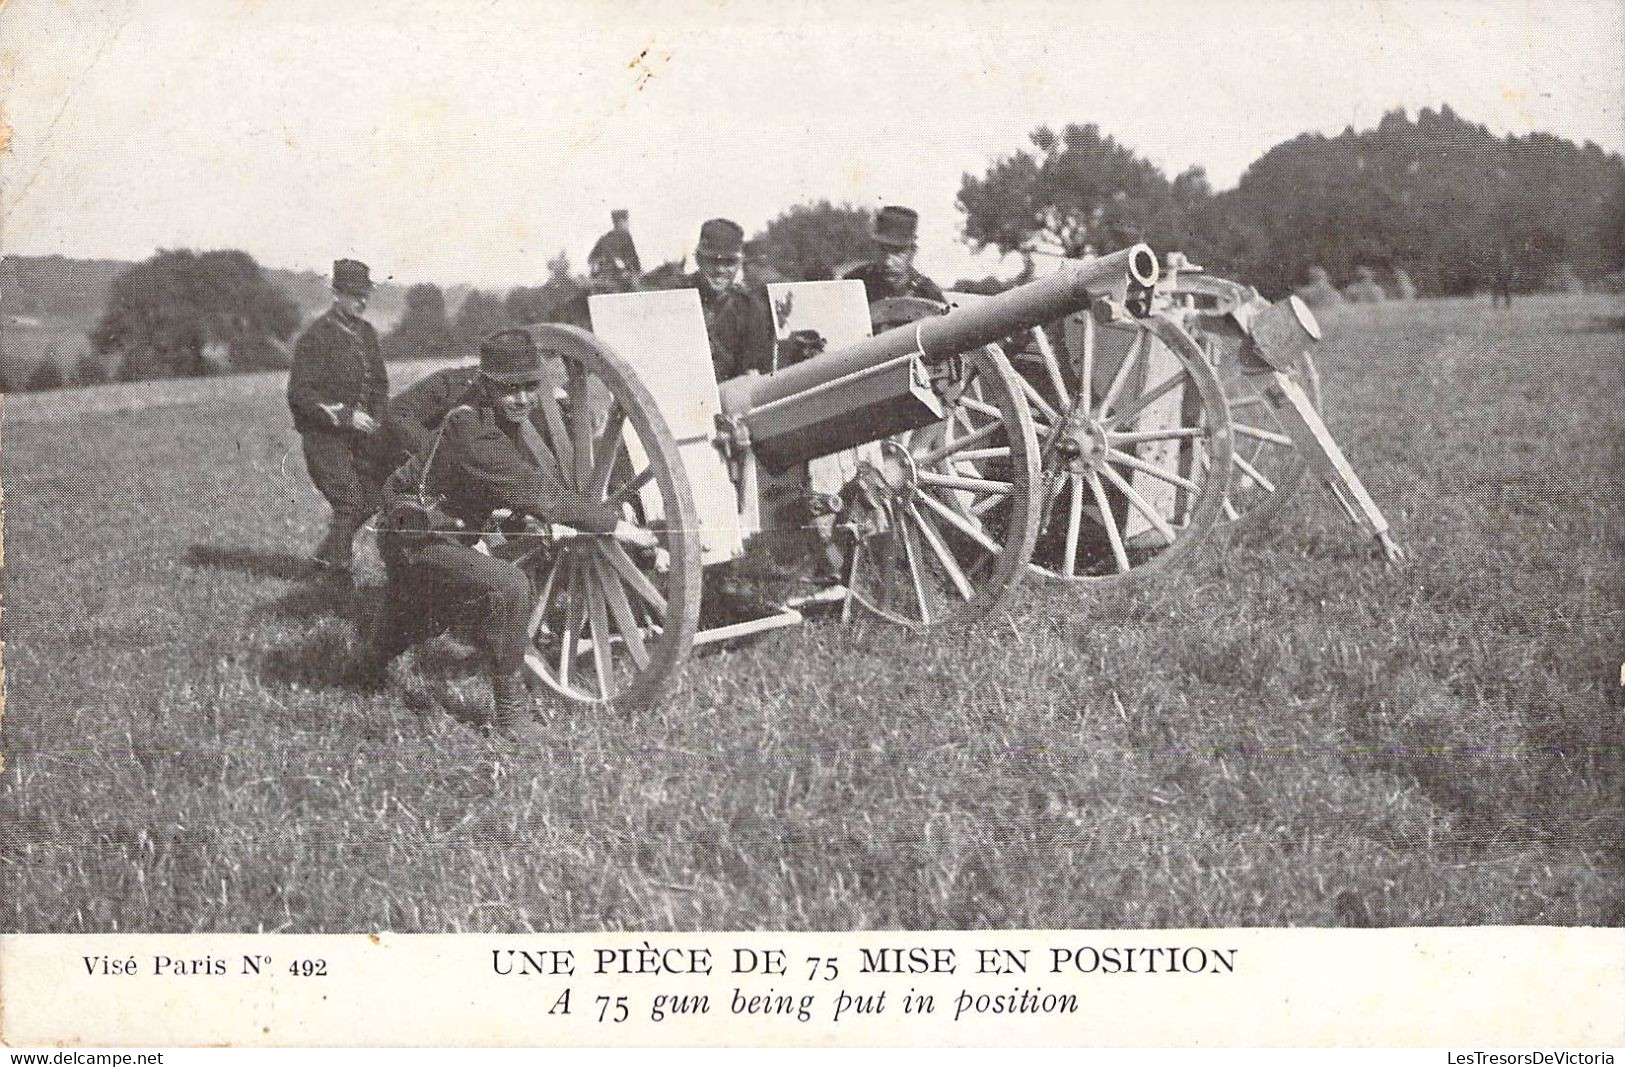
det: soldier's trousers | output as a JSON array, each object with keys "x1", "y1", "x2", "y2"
[
  {"x1": 373, "y1": 536, "x2": 533, "y2": 675},
  {"x1": 300, "y1": 430, "x2": 385, "y2": 565}
]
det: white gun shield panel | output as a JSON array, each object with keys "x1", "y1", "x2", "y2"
[
  {"x1": 588, "y1": 289, "x2": 744, "y2": 565},
  {"x1": 766, "y1": 280, "x2": 880, "y2": 497}
]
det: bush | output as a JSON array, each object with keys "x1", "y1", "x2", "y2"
[{"x1": 26, "y1": 357, "x2": 65, "y2": 392}]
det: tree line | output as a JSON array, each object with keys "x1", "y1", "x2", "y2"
[{"x1": 10, "y1": 104, "x2": 1618, "y2": 391}]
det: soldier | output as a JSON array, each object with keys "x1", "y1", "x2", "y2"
[
  {"x1": 378, "y1": 362, "x2": 483, "y2": 475},
  {"x1": 286, "y1": 258, "x2": 388, "y2": 575},
  {"x1": 742, "y1": 238, "x2": 785, "y2": 289},
  {"x1": 355, "y1": 329, "x2": 659, "y2": 738},
  {"x1": 587, "y1": 209, "x2": 643, "y2": 285},
  {"x1": 679, "y1": 218, "x2": 776, "y2": 382},
  {"x1": 842, "y1": 206, "x2": 945, "y2": 304}
]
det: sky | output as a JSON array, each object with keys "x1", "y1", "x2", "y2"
[{"x1": 3, "y1": 0, "x2": 1622, "y2": 289}]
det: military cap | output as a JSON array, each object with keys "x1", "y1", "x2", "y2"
[
  {"x1": 332, "y1": 258, "x2": 375, "y2": 296},
  {"x1": 873, "y1": 206, "x2": 920, "y2": 249},
  {"x1": 696, "y1": 218, "x2": 745, "y2": 260},
  {"x1": 479, "y1": 329, "x2": 543, "y2": 384}
]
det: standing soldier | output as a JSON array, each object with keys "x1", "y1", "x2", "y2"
[
  {"x1": 287, "y1": 258, "x2": 388, "y2": 575},
  {"x1": 680, "y1": 218, "x2": 775, "y2": 382},
  {"x1": 842, "y1": 205, "x2": 946, "y2": 303},
  {"x1": 356, "y1": 329, "x2": 659, "y2": 738}
]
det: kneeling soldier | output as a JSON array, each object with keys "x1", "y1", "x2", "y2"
[{"x1": 357, "y1": 329, "x2": 658, "y2": 738}]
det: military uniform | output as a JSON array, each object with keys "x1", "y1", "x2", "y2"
[
  {"x1": 287, "y1": 263, "x2": 389, "y2": 570},
  {"x1": 678, "y1": 272, "x2": 776, "y2": 382},
  {"x1": 842, "y1": 205, "x2": 946, "y2": 305},
  {"x1": 361, "y1": 330, "x2": 626, "y2": 736},
  {"x1": 840, "y1": 260, "x2": 945, "y2": 304},
  {"x1": 380, "y1": 364, "x2": 481, "y2": 472}
]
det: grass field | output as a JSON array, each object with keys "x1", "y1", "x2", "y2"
[{"x1": 0, "y1": 295, "x2": 1620, "y2": 932}]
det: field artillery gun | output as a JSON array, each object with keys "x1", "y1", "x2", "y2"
[
  {"x1": 943, "y1": 254, "x2": 1404, "y2": 581},
  {"x1": 506, "y1": 246, "x2": 1165, "y2": 709}
]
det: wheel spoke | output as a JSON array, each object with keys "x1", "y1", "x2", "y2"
[
  {"x1": 1017, "y1": 374, "x2": 1060, "y2": 424},
  {"x1": 583, "y1": 566, "x2": 616, "y2": 699},
  {"x1": 594, "y1": 553, "x2": 650, "y2": 672},
  {"x1": 1077, "y1": 313, "x2": 1096, "y2": 411},
  {"x1": 1109, "y1": 426, "x2": 1206, "y2": 446},
  {"x1": 899, "y1": 512, "x2": 932, "y2": 626},
  {"x1": 568, "y1": 363, "x2": 595, "y2": 490},
  {"x1": 1104, "y1": 369, "x2": 1190, "y2": 431},
  {"x1": 600, "y1": 541, "x2": 667, "y2": 620},
  {"x1": 916, "y1": 418, "x2": 1002, "y2": 466},
  {"x1": 1232, "y1": 451, "x2": 1277, "y2": 494},
  {"x1": 1234, "y1": 422, "x2": 1293, "y2": 447},
  {"x1": 1062, "y1": 473, "x2": 1084, "y2": 579},
  {"x1": 952, "y1": 446, "x2": 1012, "y2": 462},
  {"x1": 1034, "y1": 327, "x2": 1071, "y2": 408},
  {"x1": 527, "y1": 554, "x2": 565, "y2": 640},
  {"x1": 915, "y1": 488, "x2": 1001, "y2": 556},
  {"x1": 1085, "y1": 470, "x2": 1131, "y2": 574},
  {"x1": 537, "y1": 389, "x2": 576, "y2": 487},
  {"x1": 956, "y1": 395, "x2": 1003, "y2": 420},
  {"x1": 1105, "y1": 447, "x2": 1202, "y2": 493},
  {"x1": 605, "y1": 466, "x2": 654, "y2": 508},
  {"x1": 1096, "y1": 330, "x2": 1143, "y2": 420},
  {"x1": 907, "y1": 502, "x2": 975, "y2": 601},
  {"x1": 917, "y1": 470, "x2": 1012, "y2": 496},
  {"x1": 559, "y1": 564, "x2": 584, "y2": 685},
  {"x1": 588, "y1": 403, "x2": 628, "y2": 496},
  {"x1": 1099, "y1": 463, "x2": 1179, "y2": 545}
]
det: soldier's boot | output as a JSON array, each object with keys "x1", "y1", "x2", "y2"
[
  {"x1": 313, "y1": 514, "x2": 360, "y2": 574},
  {"x1": 488, "y1": 668, "x2": 548, "y2": 742}
]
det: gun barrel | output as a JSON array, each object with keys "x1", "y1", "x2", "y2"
[{"x1": 746, "y1": 244, "x2": 1157, "y2": 408}]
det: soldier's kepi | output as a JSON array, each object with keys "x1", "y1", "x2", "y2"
[
  {"x1": 357, "y1": 329, "x2": 660, "y2": 740},
  {"x1": 680, "y1": 218, "x2": 775, "y2": 382},
  {"x1": 286, "y1": 258, "x2": 388, "y2": 575},
  {"x1": 842, "y1": 205, "x2": 945, "y2": 304}
]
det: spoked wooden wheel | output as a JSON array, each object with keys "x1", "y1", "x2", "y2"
[
  {"x1": 1208, "y1": 341, "x2": 1323, "y2": 530},
  {"x1": 1164, "y1": 272, "x2": 1325, "y2": 531},
  {"x1": 1027, "y1": 312, "x2": 1233, "y2": 583},
  {"x1": 842, "y1": 298, "x2": 1041, "y2": 630},
  {"x1": 518, "y1": 324, "x2": 702, "y2": 711}
]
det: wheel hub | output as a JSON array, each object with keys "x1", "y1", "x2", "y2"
[{"x1": 1055, "y1": 411, "x2": 1108, "y2": 474}]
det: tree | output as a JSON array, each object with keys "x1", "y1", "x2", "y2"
[
  {"x1": 752, "y1": 201, "x2": 875, "y2": 281},
  {"x1": 1216, "y1": 106, "x2": 1625, "y2": 296},
  {"x1": 453, "y1": 289, "x2": 512, "y2": 346},
  {"x1": 382, "y1": 283, "x2": 458, "y2": 361},
  {"x1": 76, "y1": 349, "x2": 112, "y2": 385},
  {"x1": 957, "y1": 124, "x2": 1209, "y2": 274},
  {"x1": 91, "y1": 249, "x2": 300, "y2": 379}
]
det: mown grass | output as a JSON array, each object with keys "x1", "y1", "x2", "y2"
[{"x1": 0, "y1": 295, "x2": 1620, "y2": 931}]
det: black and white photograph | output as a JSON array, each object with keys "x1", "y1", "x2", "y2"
[{"x1": 1, "y1": 0, "x2": 1621, "y2": 1048}]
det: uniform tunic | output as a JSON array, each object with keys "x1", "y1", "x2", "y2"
[
  {"x1": 381, "y1": 364, "x2": 482, "y2": 472},
  {"x1": 841, "y1": 260, "x2": 946, "y2": 304},
  {"x1": 286, "y1": 307, "x2": 390, "y2": 564},
  {"x1": 678, "y1": 272, "x2": 776, "y2": 382},
  {"x1": 373, "y1": 400, "x2": 620, "y2": 674}
]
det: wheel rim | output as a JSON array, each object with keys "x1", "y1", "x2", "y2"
[
  {"x1": 517, "y1": 324, "x2": 701, "y2": 710},
  {"x1": 844, "y1": 299, "x2": 1041, "y2": 630},
  {"x1": 1208, "y1": 342, "x2": 1322, "y2": 530},
  {"x1": 1027, "y1": 312, "x2": 1233, "y2": 583},
  {"x1": 1162, "y1": 272, "x2": 1325, "y2": 531}
]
